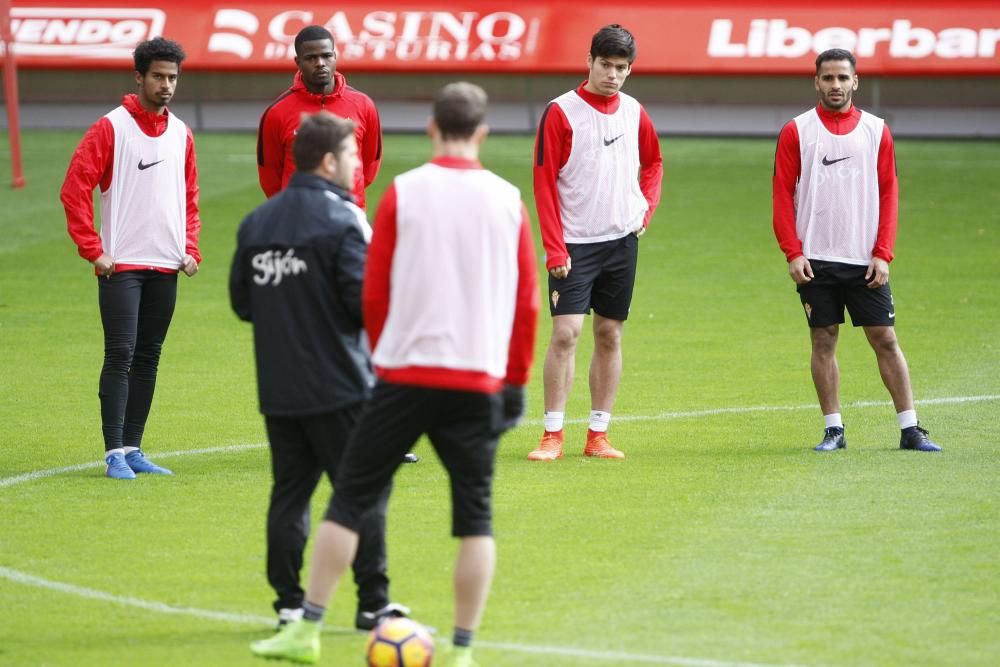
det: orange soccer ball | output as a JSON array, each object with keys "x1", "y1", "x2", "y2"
[{"x1": 365, "y1": 617, "x2": 434, "y2": 667}]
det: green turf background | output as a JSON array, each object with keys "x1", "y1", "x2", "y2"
[{"x1": 0, "y1": 130, "x2": 997, "y2": 666}]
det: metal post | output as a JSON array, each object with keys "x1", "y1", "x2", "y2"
[{"x1": 0, "y1": 0, "x2": 26, "y2": 188}]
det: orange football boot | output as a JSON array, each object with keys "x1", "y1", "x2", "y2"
[
  {"x1": 527, "y1": 430, "x2": 564, "y2": 461},
  {"x1": 583, "y1": 430, "x2": 625, "y2": 459}
]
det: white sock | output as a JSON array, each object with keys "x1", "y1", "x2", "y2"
[
  {"x1": 123, "y1": 446, "x2": 140, "y2": 454},
  {"x1": 543, "y1": 411, "x2": 564, "y2": 433},
  {"x1": 897, "y1": 409, "x2": 918, "y2": 430},
  {"x1": 105, "y1": 447, "x2": 124, "y2": 460},
  {"x1": 823, "y1": 413, "x2": 843, "y2": 429},
  {"x1": 589, "y1": 410, "x2": 611, "y2": 433}
]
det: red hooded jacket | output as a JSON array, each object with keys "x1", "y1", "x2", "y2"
[{"x1": 256, "y1": 71, "x2": 382, "y2": 209}]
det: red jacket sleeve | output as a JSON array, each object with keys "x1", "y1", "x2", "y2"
[
  {"x1": 185, "y1": 127, "x2": 202, "y2": 264},
  {"x1": 772, "y1": 120, "x2": 803, "y2": 262},
  {"x1": 533, "y1": 102, "x2": 572, "y2": 271},
  {"x1": 505, "y1": 203, "x2": 540, "y2": 386},
  {"x1": 361, "y1": 98, "x2": 383, "y2": 189},
  {"x1": 873, "y1": 124, "x2": 898, "y2": 263},
  {"x1": 638, "y1": 105, "x2": 663, "y2": 228},
  {"x1": 363, "y1": 182, "x2": 397, "y2": 350},
  {"x1": 256, "y1": 106, "x2": 285, "y2": 199},
  {"x1": 61, "y1": 117, "x2": 114, "y2": 262}
]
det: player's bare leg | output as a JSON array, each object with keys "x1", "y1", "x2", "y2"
[
  {"x1": 529, "y1": 315, "x2": 583, "y2": 460},
  {"x1": 543, "y1": 314, "x2": 584, "y2": 412},
  {"x1": 810, "y1": 325, "x2": 841, "y2": 415},
  {"x1": 250, "y1": 521, "x2": 357, "y2": 662},
  {"x1": 584, "y1": 314, "x2": 625, "y2": 458},
  {"x1": 810, "y1": 325, "x2": 846, "y2": 451},
  {"x1": 863, "y1": 325, "x2": 914, "y2": 412},
  {"x1": 453, "y1": 536, "x2": 495, "y2": 633},
  {"x1": 583, "y1": 313, "x2": 625, "y2": 459},
  {"x1": 303, "y1": 520, "x2": 357, "y2": 608},
  {"x1": 589, "y1": 314, "x2": 624, "y2": 413},
  {"x1": 863, "y1": 325, "x2": 939, "y2": 451}
]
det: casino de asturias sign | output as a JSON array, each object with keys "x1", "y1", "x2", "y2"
[{"x1": 7, "y1": 1, "x2": 1000, "y2": 74}]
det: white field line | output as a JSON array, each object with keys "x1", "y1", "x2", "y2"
[
  {"x1": 0, "y1": 442, "x2": 267, "y2": 489},
  {"x1": 1, "y1": 393, "x2": 995, "y2": 667},
  {"x1": 524, "y1": 393, "x2": 1000, "y2": 426},
  {"x1": 0, "y1": 565, "x2": 808, "y2": 667},
  {"x1": 475, "y1": 639, "x2": 814, "y2": 667},
  {"x1": 2, "y1": 393, "x2": 997, "y2": 489},
  {"x1": 0, "y1": 565, "x2": 275, "y2": 627}
]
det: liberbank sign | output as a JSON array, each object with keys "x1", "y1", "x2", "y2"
[{"x1": 7, "y1": 1, "x2": 1000, "y2": 74}]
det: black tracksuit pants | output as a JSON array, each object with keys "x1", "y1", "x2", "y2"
[
  {"x1": 97, "y1": 271, "x2": 177, "y2": 452},
  {"x1": 264, "y1": 406, "x2": 391, "y2": 614}
]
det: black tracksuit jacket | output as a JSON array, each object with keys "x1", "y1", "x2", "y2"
[{"x1": 229, "y1": 172, "x2": 374, "y2": 416}]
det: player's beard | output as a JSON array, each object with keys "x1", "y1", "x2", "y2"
[{"x1": 824, "y1": 91, "x2": 850, "y2": 110}]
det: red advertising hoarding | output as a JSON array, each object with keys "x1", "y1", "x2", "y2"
[{"x1": 6, "y1": 1, "x2": 1000, "y2": 75}]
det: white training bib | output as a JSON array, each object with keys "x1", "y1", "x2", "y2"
[
  {"x1": 794, "y1": 108, "x2": 884, "y2": 266},
  {"x1": 100, "y1": 106, "x2": 188, "y2": 268},
  {"x1": 554, "y1": 90, "x2": 648, "y2": 243}
]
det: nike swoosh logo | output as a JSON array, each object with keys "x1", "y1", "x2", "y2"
[
  {"x1": 888, "y1": 312, "x2": 895, "y2": 318},
  {"x1": 138, "y1": 159, "x2": 164, "y2": 171},
  {"x1": 604, "y1": 134, "x2": 624, "y2": 146},
  {"x1": 821, "y1": 155, "x2": 851, "y2": 166}
]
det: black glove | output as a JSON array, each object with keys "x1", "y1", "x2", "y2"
[{"x1": 500, "y1": 383, "x2": 526, "y2": 432}]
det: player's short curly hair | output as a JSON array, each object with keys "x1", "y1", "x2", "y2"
[
  {"x1": 590, "y1": 24, "x2": 637, "y2": 63},
  {"x1": 133, "y1": 37, "x2": 186, "y2": 75},
  {"x1": 816, "y1": 48, "x2": 856, "y2": 73}
]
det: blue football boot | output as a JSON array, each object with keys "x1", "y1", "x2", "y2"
[
  {"x1": 105, "y1": 452, "x2": 136, "y2": 480},
  {"x1": 125, "y1": 449, "x2": 173, "y2": 474},
  {"x1": 900, "y1": 425, "x2": 941, "y2": 452},
  {"x1": 814, "y1": 426, "x2": 846, "y2": 451}
]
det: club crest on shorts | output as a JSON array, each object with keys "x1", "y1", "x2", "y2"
[
  {"x1": 803, "y1": 302, "x2": 812, "y2": 320},
  {"x1": 551, "y1": 290, "x2": 560, "y2": 308}
]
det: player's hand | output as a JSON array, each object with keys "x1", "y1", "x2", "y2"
[
  {"x1": 788, "y1": 256, "x2": 813, "y2": 284},
  {"x1": 92, "y1": 253, "x2": 115, "y2": 278},
  {"x1": 500, "y1": 383, "x2": 526, "y2": 432},
  {"x1": 865, "y1": 257, "x2": 889, "y2": 288},
  {"x1": 549, "y1": 257, "x2": 571, "y2": 280},
  {"x1": 181, "y1": 254, "x2": 199, "y2": 277}
]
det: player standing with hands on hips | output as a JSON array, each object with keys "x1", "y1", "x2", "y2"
[
  {"x1": 61, "y1": 37, "x2": 202, "y2": 479},
  {"x1": 250, "y1": 82, "x2": 539, "y2": 667},
  {"x1": 772, "y1": 48, "x2": 940, "y2": 452},
  {"x1": 528, "y1": 24, "x2": 662, "y2": 461}
]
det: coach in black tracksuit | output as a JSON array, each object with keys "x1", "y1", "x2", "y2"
[{"x1": 229, "y1": 112, "x2": 400, "y2": 629}]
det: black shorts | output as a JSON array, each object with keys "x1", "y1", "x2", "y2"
[
  {"x1": 548, "y1": 234, "x2": 638, "y2": 320},
  {"x1": 796, "y1": 260, "x2": 896, "y2": 328},
  {"x1": 327, "y1": 382, "x2": 504, "y2": 537}
]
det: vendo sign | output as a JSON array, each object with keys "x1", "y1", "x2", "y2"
[{"x1": 10, "y1": 7, "x2": 165, "y2": 58}]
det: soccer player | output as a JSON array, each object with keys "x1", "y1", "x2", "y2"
[
  {"x1": 230, "y1": 112, "x2": 407, "y2": 632},
  {"x1": 528, "y1": 24, "x2": 662, "y2": 461},
  {"x1": 250, "y1": 82, "x2": 539, "y2": 667},
  {"x1": 257, "y1": 25, "x2": 382, "y2": 210},
  {"x1": 257, "y1": 24, "x2": 417, "y2": 467},
  {"x1": 772, "y1": 48, "x2": 941, "y2": 452},
  {"x1": 61, "y1": 37, "x2": 201, "y2": 480}
]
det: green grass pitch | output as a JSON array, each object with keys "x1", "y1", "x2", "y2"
[{"x1": 0, "y1": 130, "x2": 998, "y2": 667}]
